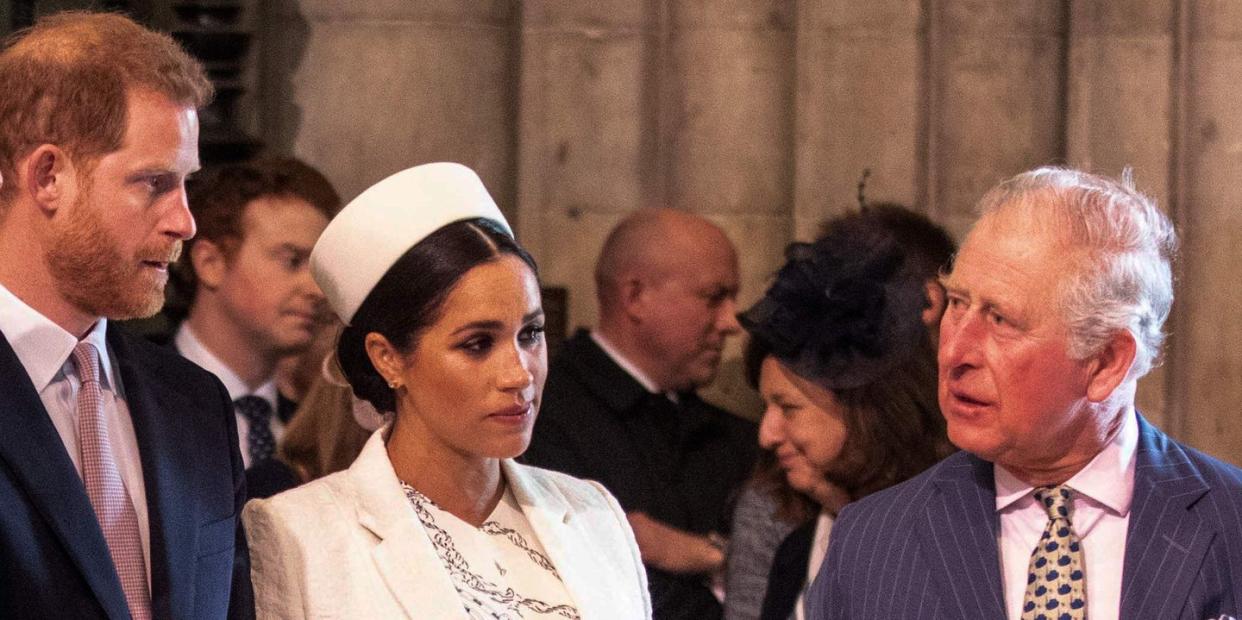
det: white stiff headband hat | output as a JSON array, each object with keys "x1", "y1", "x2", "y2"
[{"x1": 310, "y1": 162, "x2": 512, "y2": 325}]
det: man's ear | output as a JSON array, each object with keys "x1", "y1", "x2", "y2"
[
  {"x1": 190, "y1": 239, "x2": 229, "y2": 290},
  {"x1": 364, "y1": 332, "x2": 404, "y2": 388},
  {"x1": 1084, "y1": 329, "x2": 1138, "y2": 402},
  {"x1": 617, "y1": 274, "x2": 648, "y2": 321},
  {"x1": 922, "y1": 279, "x2": 947, "y2": 328},
  {"x1": 22, "y1": 145, "x2": 78, "y2": 212}
]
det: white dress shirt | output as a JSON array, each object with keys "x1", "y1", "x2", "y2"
[
  {"x1": 174, "y1": 324, "x2": 282, "y2": 468},
  {"x1": 0, "y1": 283, "x2": 151, "y2": 584},
  {"x1": 997, "y1": 408, "x2": 1139, "y2": 620},
  {"x1": 795, "y1": 511, "x2": 835, "y2": 620}
]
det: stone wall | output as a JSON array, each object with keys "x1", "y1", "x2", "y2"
[{"x1": 256, "y1": 0, "x2": 1242, "y2": 464}]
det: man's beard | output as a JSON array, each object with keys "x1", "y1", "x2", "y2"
[{"x1": 44, "y1": 192, "x2": 181, "y2": 320}]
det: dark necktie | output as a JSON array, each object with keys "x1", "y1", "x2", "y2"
[
  {"x1": 72, "y1": 342, "x2": 151, "y2": 619},
  {"x1": 234, "y1": 395, "x2": 275, "y2": 465}
]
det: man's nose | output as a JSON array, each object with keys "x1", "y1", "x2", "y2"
[
  {"x1": 939, "y1": 311, "x2": 983, "y2": 377},
  {"x1": 162, "y1": 186, "x2": 196, "y2": 241},
  {"x1": 717, "y1": 298, "x2": 742, "y2": 335}
]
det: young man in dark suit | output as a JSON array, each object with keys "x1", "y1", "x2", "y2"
[
  {"x1": 807, "y1": 167, "x2": 1242, "y2": 620},
  {"x1": 173, "y1": 158, "x2": 338, "y2": 498},
  {"x1": 0, "y1": 12, "x2": 252, "y2": 619}
]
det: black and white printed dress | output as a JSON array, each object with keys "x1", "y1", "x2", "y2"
[{"x1": 403, "y1": 483, "x2": 582, "y2": 620}]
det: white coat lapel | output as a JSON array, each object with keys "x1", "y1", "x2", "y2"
[
  {"x1": 349, "y1": 430, "x2": 467, "y2": 619},
  {"x1": 503, "y1": 460, "x2": 615, "y2": 619}
]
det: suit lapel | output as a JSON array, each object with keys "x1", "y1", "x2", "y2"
[
  {"x1": 109, "y1": 328, "x2": 197, "y2": 620},
  {"x1": 349, "y1": 433, "x2": 465, "y2": 619},
  {"x1": 1120, "y1": 416, "x2": 1214, "y2": 620},
  {"x1": 919, "y1": 453, "x2": 1007, "y2": 619},
  {"x1": 503, "y1": 460, "x2": 612, "y2": 619},
  {"x1": 0, "y1": 331, "x2": 131, "y2": 619}
]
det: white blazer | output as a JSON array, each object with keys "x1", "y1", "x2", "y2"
[{"x1": 243, "y1": 429, "x2": 651, "y2": 619}]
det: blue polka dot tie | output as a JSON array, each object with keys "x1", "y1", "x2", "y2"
[
  {"x1": 1021, "y1": 485, "x2": 1086, "y2": 620},
  {"x1": 234, "y1": 395, "x2": 275, "y2": 465}
]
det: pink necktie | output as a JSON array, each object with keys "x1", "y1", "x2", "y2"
[{"x1": 72, "y1": 342, "x2": 151, "y2": 620}]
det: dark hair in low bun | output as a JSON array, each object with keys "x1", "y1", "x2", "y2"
[{"x1": 336, "y1": 218, "x2": 537, "y2": 413}]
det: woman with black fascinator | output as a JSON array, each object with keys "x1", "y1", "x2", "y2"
[
  {"x1": 723, "y1": 204, "x2": 956, "y2": 620},
  {"x1": 243, "y1": 163, "x2": 650, "y2": 619}
]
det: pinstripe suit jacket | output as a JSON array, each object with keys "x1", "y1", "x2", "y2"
[{"x1": 806, "y1": 414, "x2": 1242, "y2": 620}]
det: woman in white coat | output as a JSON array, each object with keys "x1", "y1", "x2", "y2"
[{"x1": 243, "y1": 163, "x2": 651, "y2": 619}]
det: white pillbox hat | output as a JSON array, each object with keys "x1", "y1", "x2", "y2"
[{"x1": 310, "y1": 162, "x2": 512, "y2": 324}]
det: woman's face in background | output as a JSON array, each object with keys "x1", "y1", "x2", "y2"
[
  {"x1": 389, "y1": 254, "x2": 546, "y2": 460},
  {"x1": 757, "y1": 357, "x2": 849, "y2": 496}
]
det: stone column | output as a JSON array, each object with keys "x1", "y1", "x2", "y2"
[
  {"x1": 793, "y1": 0, "x2": 924, "y2": 239},
  {"x1": 926, "y1": 0, "x2": 1067, "y2": 238},
  {"x1": 1064, "y1": 0, "x2": 1176, "y2": 427},
  {"x1": 258, "y1": 1, "x2": 519, "y2": 209},
  {"x1": 1178, "y1": 0, "x2": 1242, "y2": 459}
]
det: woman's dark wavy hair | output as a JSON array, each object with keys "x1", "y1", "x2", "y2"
[
  {"x1": 740, "y1": 204, "x2": 955, "y2": 512},
  {"x1": 337, "y1": 218, "x2": 537, "y2": 413}
]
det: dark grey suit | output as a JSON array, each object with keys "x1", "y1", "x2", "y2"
[{"x1": 807, "y1": 414, "x2": 1242, "y2": 619}]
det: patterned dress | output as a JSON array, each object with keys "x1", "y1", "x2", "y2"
[{"x1": 402, "y1": 483, "x2": 582, "y2": 619}]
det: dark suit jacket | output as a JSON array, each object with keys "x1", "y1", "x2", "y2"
[
  {"x1": 169, "y1": 338, "x2": 302, "y2": 501},
  {"x1": 0, "y1": 325, "x2": 254, "y2": 619},
  {"x1": 761, "y1": 520, "x2": 815, "y2": 620},
  {"x1": 522, "y1": 329, "x2": 758, "y2": 620},
  {"x1": 806, "y1": 414, "x2": 1242, "y2": 620}
]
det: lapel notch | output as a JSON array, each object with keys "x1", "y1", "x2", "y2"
[
  {"x1": 350, "y1": 433, "x2": 464, "y2": 619},
  {"x1": 504, "y1": 461, "x2": 616, "y2": 618}
]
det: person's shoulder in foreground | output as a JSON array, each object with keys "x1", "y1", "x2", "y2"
[
  {"x1": 808, "y1": 417, "x2": 1242, "y2": 620},
  {"x1": 245, "y1": 431, "x2": 651, "y2": 619}
]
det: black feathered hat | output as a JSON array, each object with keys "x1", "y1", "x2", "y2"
[{"x1": 738, "y1": 212, "x2": 930, "y2": 390}]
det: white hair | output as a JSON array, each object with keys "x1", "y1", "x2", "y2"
[{"x1": 976, "y1": 166, "x2": 1177, "y2": 379}]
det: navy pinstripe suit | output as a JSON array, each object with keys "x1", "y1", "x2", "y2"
[{"x1": 806, "y1": 414, "x2": 1242, "y2": 619}]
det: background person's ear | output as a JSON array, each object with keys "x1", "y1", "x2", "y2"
[{"x1": 190, "y1": 239, "x2": 228, "y2": 290}]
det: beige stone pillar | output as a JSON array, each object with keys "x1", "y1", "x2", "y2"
[
  {"x1": 1178, "y1": 0, "x2": 1242, "y2": 461},
  {"x1": 1065, "y1": 0, "x2": 1176, "y2": 429},
  {"x1": 926, "y1": 1, "x2": 1067, "y2": 238},
  {"x1": 793, "y1": 0, "x2": 924, "y2": 239},
  {"x1": 258, "y1": 1, "x2": 518, "y2": 209}
]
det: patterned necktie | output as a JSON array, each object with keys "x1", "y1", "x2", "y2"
[
  {"x1": 72, "y1": 342, "x2": 151, "y2": 620},
  {"x1": 234, "y1": 395, "x2": 275, "y2": 465},
  {"x1": 1021, "y1": 485, "x2": 1086, "y2": 620}
]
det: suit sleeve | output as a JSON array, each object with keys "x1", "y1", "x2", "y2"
[{"x1": 242, "y1": 500, "x2": 307, "y2": 620}]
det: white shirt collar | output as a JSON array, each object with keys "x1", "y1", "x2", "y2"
[
  {"x1": 174, "y1": 323, "x2": 277, "y2": 406},
  {"x1": 0, "y1": 281, "x2": 117, "y2": 392},
  {"x1": 590, "y1": 330, "x2": 663, "y2": 394},
  {"x1": 995, "y1": 407, "x2": 1139, "y2": 517}
]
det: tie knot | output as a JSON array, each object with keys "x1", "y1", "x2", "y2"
[
  {"x1": 234, "y1": 395, "x2": 273, "y2": 424},
  {"x1": 1034, "y1": 485, "x2": 1075, "y2": 522},
  {"x1": 71, "y1": 342, "x2": 101, "y2": 385}
]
